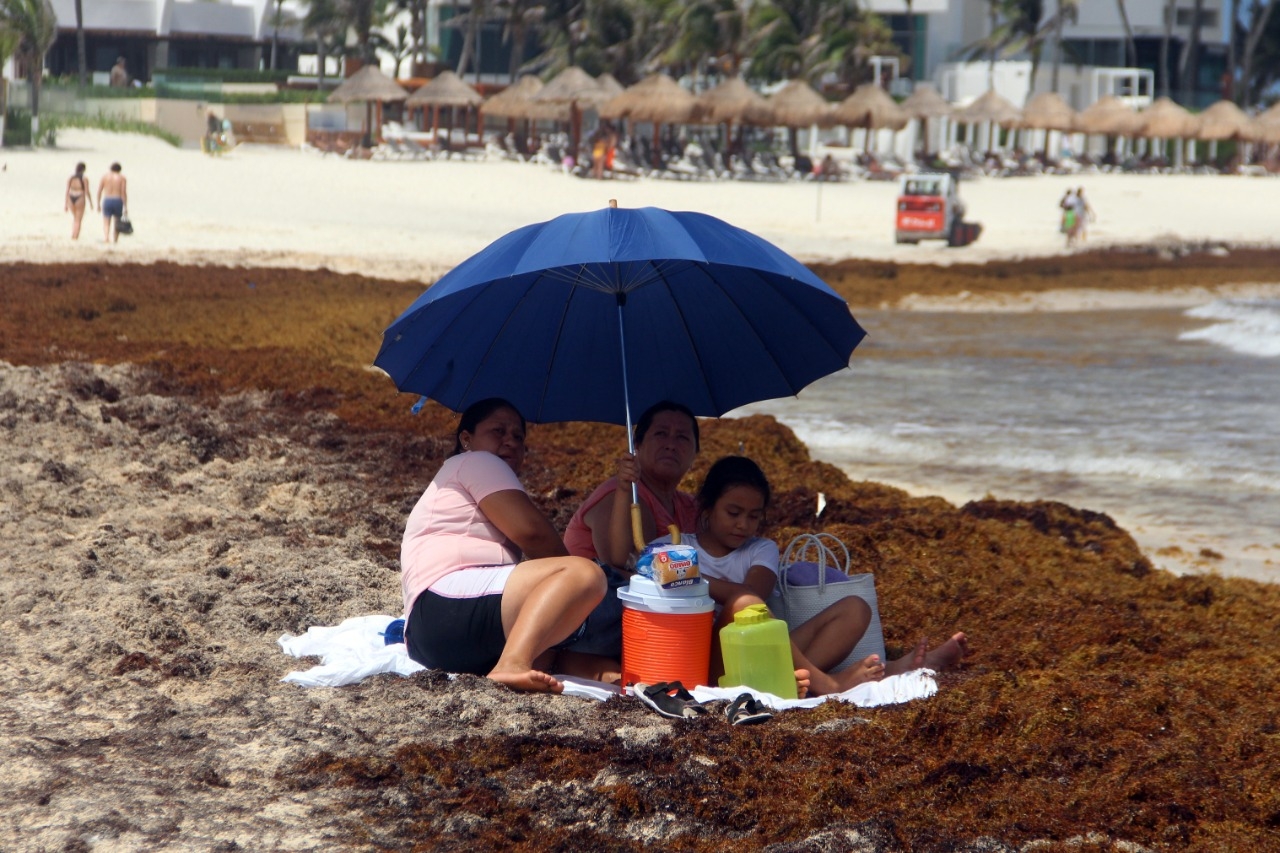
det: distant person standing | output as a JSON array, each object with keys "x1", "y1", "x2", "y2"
[
  {"x1": 65, "y1": 161, "x2": 94, "y2": 240},
  {"x1": 1073, "y1": 187, "x2": 1095, "y2": 244},
  {"x1": 1059, "y1": 188, "x2": 1078, "y2": 247},
  {"x1": 110, "y1": 57, "x2": 129, "y2": 88},
  {"x1": 98, "y1": 163, "x2": 128, "y2": 243}
]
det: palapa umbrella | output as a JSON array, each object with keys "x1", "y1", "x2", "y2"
[
  {"x1": 696, "y1": 76, "x2": 769, "y2": 126},
  {"x1": 1074, "y1": 96, "x2": 1142, "y2": 136},
  {"x1": 596, "y1": 73, "x2": 625, "y2": 100},
  {"x1": 531, "y1": 67, "x2": 611, "y2": 163},
  {"x1": 374, "y1": 203, "x2": 866, "y2": 546},
  {"x1": 956, "y1": 89, "x2": 1022, "y2": 125},
  {"x1": 1256, "y1": 102, "x2": 1280, "y2": 145},
  {"x1": 830, "y1": 83, "x2": 908, "y2": 130},
  {"x1": 761, "y1": 79, "x2": 834, "y2": 128},
  {"x1": 599, "y1": 73, "x2": 704, "y2": 125},
  {"x1": 1136, "y1": 97, "x2": 1199, "y2": 139},
  {"x1": 406, "y1": 70, "x2": 484, "y2": 151},
  {"x1": 900, "y1": 83, "x2": 953, "y2": 158},
  {"x1": 600, "y1": 74, "x2": 705, "y2": 169},
  {"x1": 483, "y1": 75, "x2": 559, "y2": 121},
  {"x1": 1017, "y1": 92, "x2": 1076, "y2": 131},
  {"x1": 1194, "y1": 99, "x2": 1258, "y2": 142},
  {"x1": 327, "y1": 65, "x2": 410, "y2": 147}
]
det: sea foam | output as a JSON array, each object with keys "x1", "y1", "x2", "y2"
[{"x1": 1180, "y1": 299, "x2": 1280, "y2": 358}]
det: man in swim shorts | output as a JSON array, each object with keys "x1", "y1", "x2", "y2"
[{"x1": 98, "y1": 163, "x2": 128, "y2": 243}]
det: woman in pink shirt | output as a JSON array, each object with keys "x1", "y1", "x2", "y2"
[{"x1": 401, "y1": 398, "x2": 609, "y2": 693}]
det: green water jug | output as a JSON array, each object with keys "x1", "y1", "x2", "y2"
[{"x1": 718, "y1": 604, "x2": 797, "y2": 699}]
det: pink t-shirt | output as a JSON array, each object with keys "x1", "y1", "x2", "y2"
[
  {"x1": 400, "y1": 451, "x2": 525, "y2": 618},
  {"x1": 563, "y1": 477, "x2": 698, "y2": 562}
]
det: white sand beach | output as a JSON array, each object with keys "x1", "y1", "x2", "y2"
[{"x1": 4, "y1": 128, "x2": 1280, "y2": 283}]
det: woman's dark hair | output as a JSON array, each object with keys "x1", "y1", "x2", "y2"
[
  {"x1": 696, "y1": 455, "x2": 771, "y2": 513},
  {"x1": 75, "y1": 162, "x2": 86, "y2": 174},
  {"x1": 634, "y1": 400, "x2": 699, "y2": 451},
  {"x1": 452, "y1": 398, "x2": 525, "y2": 456}
]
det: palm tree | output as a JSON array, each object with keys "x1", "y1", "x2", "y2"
[
  {"x1": 303, "y1": 0, "x2": 345, "y2": 87},
  {"x1": 73, "y1": 0, "x2": 85, "y2": 87},
  {"x1": 1179, "y1": 0, "x2": 1205, "y2": 104},
  {"x1": 1239, "y1": 0, "x2": 1279, "y2": 106},
  {"x1": 1115, "y1": 0, "x2": 1137, "y2": 67},
  {"x1": 0, "y1": 0, "x2": 58, "y2": 142}
]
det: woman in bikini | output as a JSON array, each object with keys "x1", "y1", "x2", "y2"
[{"x1": 65, "y1": 162, "x2": 94, "y2": 240}]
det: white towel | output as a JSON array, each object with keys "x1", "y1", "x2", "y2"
[{"x1": 278, "y1": 615, "x2": 934, "y2": 707}]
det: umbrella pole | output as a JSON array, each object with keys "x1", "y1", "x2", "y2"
[{"x1": 616, "y1": 291, "x2": 645, "y2": 553}]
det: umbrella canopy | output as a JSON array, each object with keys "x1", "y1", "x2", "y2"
[
  {"x1": 1195, "y1": 99, "x2": 1258, "y2": 141},
  {"x1": 956, "y1": 89, "x2": 1022, "y2": 125},
  {"x1": 830, "y1": 83, "x2": 909, "y2": 130},
  {"x1": 531, "y1": 66, "x2": 612, "y2": 110},
  {"x1": 327, "y1": 65, "x2": 409, "y2": 104},
  {"x1": 696, "y1": 76, "x2": 770, "y2": 125},
  {"x1": 1017, "y1": 91, "x2": 1076, "y2": 131},
  {"x1": 599, "y1": 73, "x2": 705, "y2": 124},
  {"x1": 406, "y1": 70, "x2": 484, "y2": 108},
  {"x1": 1075, "y1": 96, "x2": 1142, "y2": 136},
  {"x1": 374, "y1": 205, "x2": 866, "y2": 427},
  {"x1": 762, "y1": 80, "x2": 834, "y2": 128},
  {"x1": 483, "y1": 75, "x2": 561, "y2": 120},
  {"x1": 900, "y1": 83, "x2": 953, "y2": 119},
  {"x1": 1136, "y1": 97, "x2": 1200, "y2": 139}
]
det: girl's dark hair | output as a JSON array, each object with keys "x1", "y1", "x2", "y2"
[
  {"x1": 696, "y1": 456, "x2": 771, "y2": 513},
  {"x1": 75, "y1": 162, "x2": 86, "y2": 174},
  {"x1": 634, "y1": 400, "x2": 700, "y2": 451},
  {"x1": 452, "y1": 398, "x2": 525, "y2": 456}
]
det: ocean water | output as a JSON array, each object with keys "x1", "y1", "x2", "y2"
[{"x1": 732, "y1": 295, "x2": 1280, "y2": 583}]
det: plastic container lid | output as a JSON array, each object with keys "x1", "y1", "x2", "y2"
[
  {"x1": 732, "y1": 603, "x2": 772, "y2": 626},
  {"x1": 618, "y1": 578, "x2": 713, "y2": 614},
  {"x1": 626, "y1": 574, "x2": 710, "y2": 599}
]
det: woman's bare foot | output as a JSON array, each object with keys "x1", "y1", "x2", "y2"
[
  {"x1": 487, "y1": 665, "x2": 563, "y2": 693},
  {"x1": 795, "y1": 668, "x2": 811, "y2": 699}
]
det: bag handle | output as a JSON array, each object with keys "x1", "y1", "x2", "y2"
[{"x1": 778, "y1": 532, "x2": 851, "y2": 600}]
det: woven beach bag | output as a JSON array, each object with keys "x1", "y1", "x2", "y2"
[{"x1": 767, "y1": 533, "x2": 886, "y2": 673}]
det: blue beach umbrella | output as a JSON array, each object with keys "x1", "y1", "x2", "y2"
[{"x1": 376, "y1": 203, "x2": 865, "y2": 545}]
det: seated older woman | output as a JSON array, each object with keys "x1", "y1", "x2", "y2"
[{"x1": 401, "y1": 398, "x2": 609, "y2": 693}]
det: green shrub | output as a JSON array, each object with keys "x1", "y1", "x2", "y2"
[
  {"x1": 45, "y1": 113, "x2": 182, "y2": 148},
  {"x1": 3, "y1": 108, "x2": 32, "y2": 146}
]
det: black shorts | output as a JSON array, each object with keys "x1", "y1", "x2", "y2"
[{"x1": 405, "y1": 589, "x2": 507, "y2": 675}]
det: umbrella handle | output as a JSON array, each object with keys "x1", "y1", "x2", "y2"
[
  {"x1": 631, "y1": 503, "x2": 645, "y2": 553},
  {"x1": 668, "y1": 524, "x2": 681, "y2": 546}
]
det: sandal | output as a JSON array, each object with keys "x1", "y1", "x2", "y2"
[
  {"x1": 635, "y1": 682, "x2": 709, "y2": 720},
  {"x1": 726, "y1": 692, "x2": 774, "y2": 726}
]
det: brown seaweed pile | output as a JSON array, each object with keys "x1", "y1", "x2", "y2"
[{"x1": 1, "y1": 256, "x2": 1278, "y2": 852}]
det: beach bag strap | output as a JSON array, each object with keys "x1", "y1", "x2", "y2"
[{"x1": 777, "y1": 532, "x2": 851, "y2": 600}]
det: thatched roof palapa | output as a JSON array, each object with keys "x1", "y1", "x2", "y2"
[
  {"x1": 596, "y1": 73, "x2": 625, "y2": 99},
  {"x1": 599, "y1": 73, "x2": 704, "y2": 124},
  {"x1": 1136, "y1": 97, "x2": 1200, "y2": 139},
  {"x1": 483, "y1": 75, "x2": 562, "y2": 120},
  {"x1": 696, "y1": 76, "x2": 770, "y2": 125},
  {"x1": 327, "y1": 65, "x2": 409, "y2": 104},
  {"x1": 900, "y1": 83, "x2": 953, "y2": 119},
  {"x1": 532, "y1": 67, "x2": 612, "y2": 110},
  {"x1": 830, "y1": 83, "x2": 908, "y2": 130},
  {"x1": 1194, "y1": 100, "x2": 1259, "y2": 141},
  {"x1": 1017, "y1": 91, "x2": 1076, "y2": 131},
  {"x1": 1256, "y1": 101, "x2": 1280, "y2": 144},
  {"x1": 1075, "y1": 96, "x2": 1142, "y2": 136},
  {"x1": 405, "y1": 70, "x2": 484, "y2": 108},
  {"x1": 956, "y1": 89, "x2": 1022, "y2": 125},
  {"x1": 761, "y1": 79, "x2": 834, "y2": 128}
]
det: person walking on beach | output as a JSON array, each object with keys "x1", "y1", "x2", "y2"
[
  {"x1": 98, "y1": 163, "x2": 128, "y2": 244},
  {"x1": 65, "y1": 162, "x2": 93, "y2": 239}
]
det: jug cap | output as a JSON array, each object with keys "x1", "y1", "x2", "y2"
[{"x1": 733, "y1": 603, "x2": 773, "y2": 625}]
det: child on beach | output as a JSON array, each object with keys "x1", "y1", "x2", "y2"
[{"x1": 682, "y1": 456, "x2": 887, "y2": 696}]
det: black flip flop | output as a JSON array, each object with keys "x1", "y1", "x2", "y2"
[
  {"x1": 635, "y1": 682, "x2": 709, "y2": 720},
  {"x1": 726, "y1": 692, "x2": 774, "y2": 726}
]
